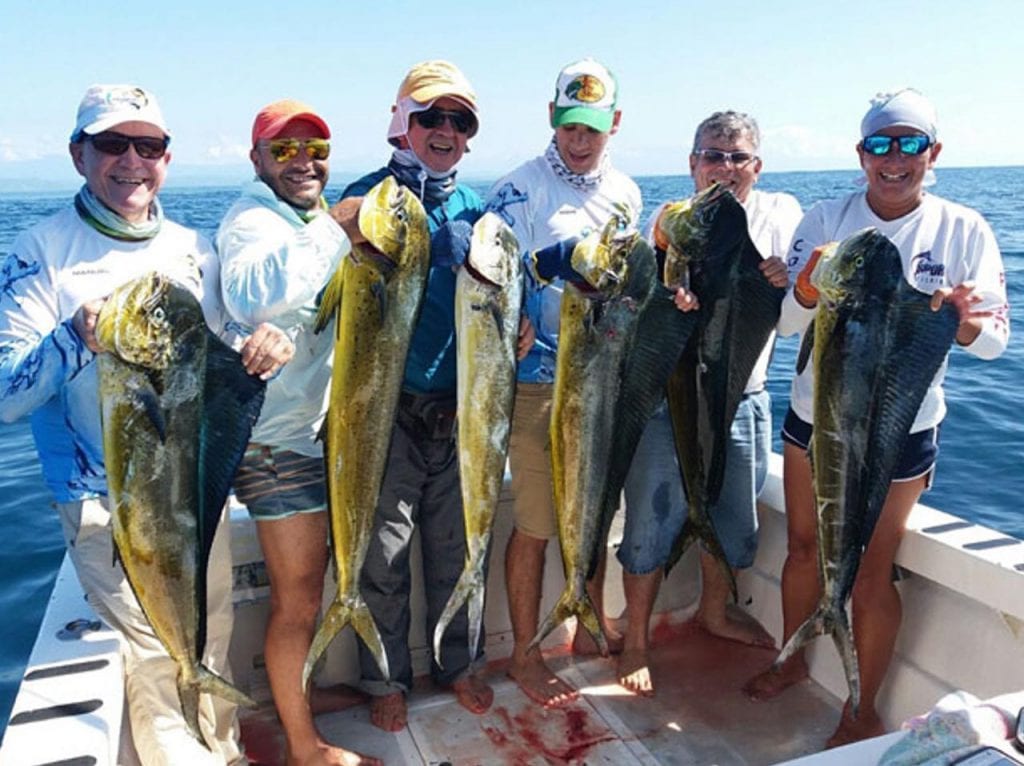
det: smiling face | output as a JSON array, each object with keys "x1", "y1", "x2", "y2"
[
  {"x1": 859, "y1": 126, "x2": 942, "y2": 220},
  {"x1": 689, "y1": 131, "x2": 762, "y2": 203},
  {"x1": 550, "y1": 106, "x2": 621, "y2": 175},
  {"x1": 251, "y1": 118, "x2": 329, "y2": 210},
  {"x1": 69, "y1": 120, "x2": 170, "y2": 223},
  {"x1": 403, "y1": 96, "x2": 472, "y2": 174}
]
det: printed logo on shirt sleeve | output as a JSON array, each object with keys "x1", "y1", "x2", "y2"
[
  {"x1": 0, "y1": 253, "x2": 41, "y2": 305},
  {"x1": 485, "y1": 182, "x2": 529, "y2": 227}
]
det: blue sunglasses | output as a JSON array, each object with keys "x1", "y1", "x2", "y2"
[{"x1": 861, "y1": 134, "x2": 932, "y2": 156}]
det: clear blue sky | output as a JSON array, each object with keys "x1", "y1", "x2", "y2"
[{"x1": 1, "y1": 0, "x2": 1022, "y2": 185}]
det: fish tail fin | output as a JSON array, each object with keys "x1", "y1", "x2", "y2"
[
  {"x1": 196, "y1": 663, "x2": 258, "y2": 709},
  {"x1": 832, "y1": 609, "x2": 860, "y2": 716},
  {"x1": 432, "y1": 566, "x2": 484, "y2": 669},
  {"x1": 773, "y1": 602, "x2": 830, "y2": 670},
  {"x1": 303, "y1": 598, "x2": 352, "y2": 691},
  {"x1": 351, "y1": 599, "x2": 390, "y2": 681},
  {"x1": 529, "y1": 583, "x2": 607, "y2": 657},
  {"x1": 176, "y1": 675, "x2": 206, "y2": 748}
]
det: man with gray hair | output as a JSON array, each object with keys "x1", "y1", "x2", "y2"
[{"x1": 628, "y1": 110, "x2": 799, "y2": 695}]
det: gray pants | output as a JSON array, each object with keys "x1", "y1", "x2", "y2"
[{"x1": 357, "y1": 414, "x2": 484, "y2": 695}]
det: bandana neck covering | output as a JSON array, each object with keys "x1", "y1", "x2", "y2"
[
  {"x1": 544, "y1": 136, "x2": 609, "y2": 193},
  {"x1": 242, "y1": 178, "x2": 327, "y2": 225},
  {"x1": 388, "y1": 148, "x2": 457, "y2": 204},
  {"x1": 74, "y1": 184, "x2": 163, "y2": 241}
]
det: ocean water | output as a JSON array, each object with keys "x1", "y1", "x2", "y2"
[{"x1": 1, "y1": 167, "x2": 1021, "y2": 738}]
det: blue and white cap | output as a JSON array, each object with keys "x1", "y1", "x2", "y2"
[
  {"x1": 71, "y1": 84, "x2": 170, "y2": 141},
  {"x1": 860, "y1": 88, "x2": 937, "y2": 140}
]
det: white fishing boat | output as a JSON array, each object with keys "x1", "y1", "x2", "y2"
[{"x1": 2, "y1": 453, "x2": 1022, "y2": 765}]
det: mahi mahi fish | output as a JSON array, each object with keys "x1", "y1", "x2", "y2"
[
  {"x1": 304, "y1": 175, "x2": 431, "y2": 688},
  {"x1": 660, "y1": 185, "x2": 786, "y2": 588},
  {"x1": 530, "y1": 216, "x2": 698, "y2": 654},
  {"x1": 97, "y1": 272, "x2": 264, "y2": 745},
  {"x1": 772, "y1": 228, "x2": 959, "y2": 713},
  {"x1": 433, "y1": 212, "x2": 523, "y2": 667}
]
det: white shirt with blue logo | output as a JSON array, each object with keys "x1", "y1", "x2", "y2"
[{"x1": 778, "y1": 191, "x2": 1010, "y2": 431}]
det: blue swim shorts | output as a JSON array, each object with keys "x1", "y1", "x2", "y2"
[
  {"x1": 781, "y1": 407, "x2": 940, "y2": 483},
  {"x1": 233, "y1": 444, "x2": 327, "y2": 521}
]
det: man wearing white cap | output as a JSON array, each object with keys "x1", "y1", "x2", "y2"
[
  {"x1": 0, "y1": 84, "x2": 292, "y2": 764},
  {"x1": 485, "y1": 58, "x2": 642, "y2": 707},
  {"x1": 338, "y1": 60, "x2": 505, "y2": 733},
  {"x1": 744, "y1": 88, "x2": 1010, "y2": 747},
  {"x1": 217, "y1": 100, "x2": 378, "y2": 765}
]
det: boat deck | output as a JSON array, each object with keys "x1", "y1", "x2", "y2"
[{"x1": 240, "y1": 616, "x2": 844, "y2": 766}]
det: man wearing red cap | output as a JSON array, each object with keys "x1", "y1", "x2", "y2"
[
  {"x1": 216, "y1": 100, "x2": 378, "y2": 766},
  {"x1": 337, "y1": 60, "x2": 516, "y2": 733}
]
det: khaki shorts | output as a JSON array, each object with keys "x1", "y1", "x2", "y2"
[{"x1": 509, "y1": 382, "x2": 557, "y2": 539}]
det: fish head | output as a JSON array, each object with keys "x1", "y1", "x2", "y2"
[
  {"x1": 357, "y1": 175, "x2": 429, "y2": 273},
  {"x1": 465, "y1": 212, "x2": 521, "y2": 288},
  {"x1": 659, "y1": 183, "x2": 726, "y2": 287},
  {"x1": 96, "y1": 272, "x2": 202, "y2": 369},
  {"x1": 814, "y1": 228, "x2": 903, "y2": 308},
  {"x1": 569, "y1": 214, "x2": 637, "y2": 296}
]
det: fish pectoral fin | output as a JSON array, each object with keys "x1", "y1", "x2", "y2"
[
  {"x1": 371, "y1": 276, "x2": 389, "y2": 324},
  {"x1": 796, "y1": 323, "x2": 814, "y2": 375},
  {"x1": 487, "y1": 298, "x2": 506, "y2": 344},
  {"x1": 132, "y1": 384, "x2": 167, "y2": 442}
]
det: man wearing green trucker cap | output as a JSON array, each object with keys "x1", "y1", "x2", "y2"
[{"x1": 485, "y1": 57, "x2": 643, "y2": 708}]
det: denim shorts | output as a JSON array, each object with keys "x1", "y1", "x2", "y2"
[
  {"x1": 781, "y1": 407, "x2": 939, "y2": 483},
  {"x1": 617, "y1": 402, "x2": 686, "y2": 574},
  {"x1": 233, "y1": 444, "x2": 327, "y2": 520}
]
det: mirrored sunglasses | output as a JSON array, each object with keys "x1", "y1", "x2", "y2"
[
  {"x1": 412, "y1": 108, "x2": 474, "y2": 134},
  {"x1": 266, "y1": 138, "x2": 331, "y2": 163},
  {"x1": 861, "y1": 134, "x2": 931, "y2": 156},
  {"x1": 86, "y1": 132, "x2": 169, "y2": 160},
  {"x1": 693, "y1": 148, "x2": 757, "y2": 166}
]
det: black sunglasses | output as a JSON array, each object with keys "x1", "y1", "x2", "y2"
[
  {"x1": 85, "y1": 131, "x2": 170, "y2": 160},
  {"x1": 412, "y1": 108, "x2": 474, "y2": 134}
]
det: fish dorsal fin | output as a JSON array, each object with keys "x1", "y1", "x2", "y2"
[
  {"x1": 314, "y1": 261, "x2": 346, "y2": 335},
  {"x1": 200, "y1": 329, "x2": 266, "y2": 568}
]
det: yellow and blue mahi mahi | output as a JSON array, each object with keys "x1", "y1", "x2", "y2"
[
  {"x1": 304, "y1": 176, "x2": 431, "y2": 688},
  {"x1": 530, "y1": 215, "x2": 698, "y2": 654},
  {"x1": 433, "y1": 212, "x2": 523, "y2": 667},
  {"x1": 772, "y1": 228, "x2": 959, "y2": 714},
  {"x1": 97, "y1": 272, "x2": 264, "y2": 746}
]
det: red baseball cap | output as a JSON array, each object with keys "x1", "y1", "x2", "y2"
[{"x1": 251, "y1": 99, "x2": 330, "y2": 146}]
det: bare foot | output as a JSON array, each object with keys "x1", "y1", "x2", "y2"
[
  {"x1": 826, "y1": 703, "x2": 885, "y2": 749},
  {"x1": 310, "y1": 683, "x2": 370, "y2": 715},
  {"x1": 508, "y1": 652, "x2": 578, "y2": 707},
  {"x1": 572, "y1": 622, "x2": 624, "y2": 656},
  {"x1": 695, "y1": 606, "x2": 776, "y2": 649},
  {"x1": 369, "y1": 691, "x2": 407, "y2": 732},
  {"x1": 617, "y1": 648, "x2": 654, "y2": 697},
  {"x1": 451, "y1": 673, "x2": 494, "y2": 714},
  {"x1": 291, "y1": 740, "x2": 382, "y2": 766},
  {"x1": 742, "y1": 656, "x2": 809, "y2": 701}
]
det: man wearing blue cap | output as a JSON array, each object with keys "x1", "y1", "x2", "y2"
[
  {"x1": 486, "y1": 58, "x2": 642, "y2": 708},
  {"x1": 745, "y1": 88, "x2": 1010, "y2": 748},
  {"x1": 0, "y1": 84, "x2": 291, "y2": 764}
]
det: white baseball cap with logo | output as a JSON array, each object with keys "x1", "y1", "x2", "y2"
[
  {"x1": 551, "y1": 58, "x2": 618, "y2": 132},
  {"x1": 71, "y1": 84, "x2": 170, "y2": 141}
]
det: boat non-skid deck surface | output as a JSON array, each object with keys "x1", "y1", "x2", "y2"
[{"x1": 241, "y1": 619, "x2": 843, "y2": 765}]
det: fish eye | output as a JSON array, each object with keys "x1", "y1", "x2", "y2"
[{"x1": 151, "y1": 306, "x2": 165, "y2": 323}]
